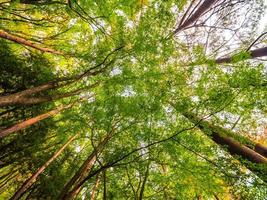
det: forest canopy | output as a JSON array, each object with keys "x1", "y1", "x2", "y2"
[{"x1": 0, "y1": 0, "x2": 267, "y2": 199}]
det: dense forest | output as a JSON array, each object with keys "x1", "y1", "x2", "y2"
[{"x1": 0, "y1": 0, "x2": 267, "y2": 199}]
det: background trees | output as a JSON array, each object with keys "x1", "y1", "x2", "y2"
[{"x1": 0, "y1": 0, "x2": 266, "y2": 199}]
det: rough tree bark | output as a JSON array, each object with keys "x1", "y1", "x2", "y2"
[
  {"x1": 0, "y1": 30, "x2": 64, "y2": 55},
  {"x1": 10, "y1": 133, "x2": 78, "y2": 200}
]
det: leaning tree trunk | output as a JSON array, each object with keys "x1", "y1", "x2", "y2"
[
  {"x1": 10, "y1": 133, "x2": 78, "y2": 200},
  {"x1": 0, "y1": 30, "x2": 64, "y2": 55},
  {"x1": 215, "y1": 46, "x2": 267, "y2": 63},
  {"x1": 0, "y1": 103, "x2": 72, "y2": 138},
  {"x1": 182, "y1": 112, "x2": 267, "y2": 181},
  {"x1": 0, "y1": 82, "x2": 98, "y2": 107},
  {"x1": 59, "y1": 129, "x2": 115, "y2": 200},
  {"x1": 89, "y1": 174, "x2": 100, "y2": 200},
  {"x1": 174, "y1": 0, "x2": 219, "y2": 34}
]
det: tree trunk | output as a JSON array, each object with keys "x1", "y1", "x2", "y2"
[
  {"x1": 10, "y1": 134, "x2": 78, "y2": 200},
  {"x1": 103, "y1": 170, "x2": 107, "y2": 200},
  {"x1": 0, "y1": 46, "x2": 122, "y2": 107},
  {"x1": 138, "y1": 162, "x2": 150, "y2": 200},
  {"x1": 0, "y1": 82, "x2": 98, "y2": 107},
  {"x1": 0, "y1": 30, "x2": 64, "y2": 55},
  {"x1": 59, "y1": 129, "x2": 115, "y2": 200},
  {"x1": 90, "y1": 174, "x2": 100, "y2": 200},
  {"x1": 183, "y1": 112, "x2": 267, "y2": 164},
  {"x1": 0, "y1": 104, "x2": 72, "y2": 138},
  {"x1": 182, "y1": 112, "x2": 267, "y2": 182},
  {"x1": 215, "y1": 46, "x2": 267, "y2": 63},
  {"x1": 174, "y1": 0, "x2": 218, "y2": 34}
]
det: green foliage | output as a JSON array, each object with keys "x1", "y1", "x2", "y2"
[{"x1": 0, "y1": 0, "x2": 266, "y2": 199}]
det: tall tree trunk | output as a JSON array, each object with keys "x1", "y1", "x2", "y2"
[
  {"x1": 174, "y1": 0, "x2": 219, "y2": 34},
  {"x1": 103, "y1": 170, "x2": 107, "y2": 200},
  {"x1": 138, "y1": 162, "x2": 150, "y2": 200},
  {"x1": 183, "y1": 112, "x2": 267, "y2": 163},
  {"x1": 182, "y1": 112, "x2": 267, "y2": 181},
  {"x1": 215, "y1": 46, "x2": 267, "y2": 63},
  {"x1": 0, "y1": 46, "x2": 122, "y2": 107},
  {"x1": 0, "y1": 82, "x2": 98, "y2": 107},
  {"x1": 0, "y1": 30, "x2": 64, "y2": 55},
  {"x1": 10, "y1": 134, "x2": 78, "y2": 200},
  {"x1": 59, "y1": 129, "x2": 115, "y2": 200},
  {"x1": 89, "y1": 174, "x2": 100, "y2": 200},
  {"x1": 0, "y1": 104, "x2": 72, "y2": 138}
]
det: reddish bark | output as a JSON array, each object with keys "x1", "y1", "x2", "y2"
[
  {"x1": 183, "y1": 112, "x2": 267, "y2": 164},
  {"x1": 0, "y1": 30, "x2": 64, "y2": 55},
  {"x1": 0, "y1": 104, "x2": 71, "y2": 138},
  {"x1": 59, "y1": 129, "x2": 115, "y2": 200},
  {"x1": 89, "y1": 175, "x2": 100, "y2": 200},
  {"x1": 10, "y1": 134, "x2": 78, "y2": 200}
]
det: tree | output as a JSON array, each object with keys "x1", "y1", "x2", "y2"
[{"x1": 0, "y1": 0, "x2": 267, "y2": 199}]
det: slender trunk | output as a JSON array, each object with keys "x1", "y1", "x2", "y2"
[
  {"x1": 0, "y1": 30, "x2": 64, "y2": 55},
  {"x1": 0, "y1": 104, "x2": 72, "y2": 138},
  {"x1": 59, "y1": 129, "x2": 115, "y2": 200},
  {"x1": 138, "y1": 162, "x2": 150, "y2": 200},
  {"x1": 174, "y1": 0, "x2": 218, "y2": 33},
  {"x1": 183, "y1": 112, "x2": 267, "y2": 164},
  {"x1": 215, "y1": 46, "x2": 267, "y2": 63},
  {"x1": 90, "y1": 174, "x2": 100, "y2": 200},
  {"x1": 10, "y1": 134, "x2": 77, "y2": 200},
  {"x1": 103, "y1": 170, "x2": 107, "y2": 200}
]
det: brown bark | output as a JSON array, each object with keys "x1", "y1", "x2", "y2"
[
  {"x1": 183, "y1": 112, "x2": 267, "y2": 164},
  {"x1": 255, "y1": 143, "x2": 267, "y2": 158},
  {"x1": 0, "y1": 82, "x2": 98, "y2": 107},
  {"x1": 10, "y1": 134, "x2": 78, "y2": 200},
  {"x1": 0, "y1": 30, "x2": 64, "y2": 55},
  {"x1": 89, "y1": 174, "x2": 100, "y2": 200},
  {"x1": 59, "y1": 129, "x2": 115, "y2": 200},
  {"x1": 0, "y1": 82, "x2": 58, "y2": 107},
  {"x1": 0, "y1": 104, "x2": 72, "y2": 138},
  {"x1": 215, "y1": 46, "x2": 267, "y2": 63},
  {"x1": 174, "y1": 0, "x2": 218, "y2": 34},
  {"x1": 0, "y1": 46, "x2": 123, "y2": 107}
]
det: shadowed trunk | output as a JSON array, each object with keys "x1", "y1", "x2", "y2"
[
  {"x1": 0, "y1": 82, "x2": 98, "y2": 107},
  {"x1": 182, "y1": 112, "x2": 267, "y2": 182},
  {"x1": 216, "y1": 46, "x2": 267, "y2": 63},
  {"x1": 0, "y1": 30, "x2": 64, "y2": 55},
  {"x1": 59, "y1": 129, "x2": 115, "y2": 200},
  {"x1": 138, "y1": 162, "x2": 150, "y2": 200},
  {"x1": 174, "y1": 0, "x2": 219, "y2": 34},
  {"x1": 10, "y1": 134, "x2": 78, "y2": 200},
  {"x1": 0, "y1": 104, "x2": 72, "y2": 138},
  {"x1": 89, "y1": 174, "x2": 100, "y2": 200}
]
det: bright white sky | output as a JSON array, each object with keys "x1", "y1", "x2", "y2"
[{"x1": 258, "y1": 0, "x2": 267, "y2": 33}]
